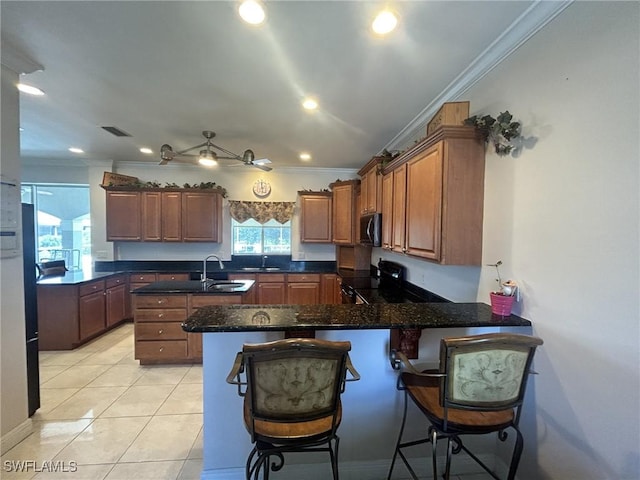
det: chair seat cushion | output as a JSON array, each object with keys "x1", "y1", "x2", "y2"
[
  {"x1": 402, "y1": 372, "x2": 514, "y2": 433},
  {"x1": 244, "y1": 398, "x2": 342, "y2": 441}
]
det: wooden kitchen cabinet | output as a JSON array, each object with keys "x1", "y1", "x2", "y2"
[
  {"x1": 106, "y1": 191, "x2": 141, "y2": 241},
  {"x1": 134, "y1": 294, "x2": 190, "y2": 364},
  {"x1": 383, "y1": 126, "x2": 485, "y2": 265},
  {"x1": 330, "y1": 179, "x2": 359, "y2": 245},
  {"x1": 298, "y1": 192, "x2": 332, "y2": 243},
  {"x1": 321, "y1": 273, "x2": 341, "y2": 304},
  {"x1": 142, "y1": 192, "x2": 161, "y2": 241},
  {"x1": 104, "y1": 187, "x2": 223, "y2": 243},
  {"x1": 391, "y1": 164, "x2": 407, "y2": 254},
  {"x1": 358, "y1": 161, "x2": 382, "y2": 215},
  {"x1": 182, "y1": 191, "x2": 222, "y2": 242},
  {"x1": 38, "y1": 274, "x2": 130, "y2": 350},
  {"x1": 287, "y1": 273, "x2": 321, "y2": 304},
  {"x1": 106, "y1": 274, "x2": 128, "y2": 327},
  {"x1": 79, "y1": 280, "x2": 106, "y2": 341},
  {"x1": 161, "y1": 191, "x2": 182, "y2": 241},
  {"x1": 381, "y1": 172, "x2": 394, "y2": 250},
  {"x1": 257, "y1": 273, "x2": 287, "y2": 304}
]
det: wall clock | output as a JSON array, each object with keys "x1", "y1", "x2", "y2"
[{"x1": 252, "y1": 179, "x2": 271, "y2": 198}]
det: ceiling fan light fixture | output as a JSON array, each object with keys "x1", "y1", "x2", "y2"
[
  {"x1": 198, "y1": 149, "x2": 218, "y2": 167},
  {"x1": 238, "y1": 0, "x2": 265, "y2": 25},
  {"x1": 372, "y1": 10, "x2": 398, "y2": 35},
  {"x1": 302, "y1": 97, "x2": 318, "y2": 111},
  {"x1": 242, "y1": 149, "x2": 255, "y2": 164}
]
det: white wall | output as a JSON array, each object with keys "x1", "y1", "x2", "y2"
[
  {"x1": 385, "y1": 2, "x2": 639, "y2": 478},
  {"x1": 0, "y1": 65, "x2": 31, "y2": 452}
]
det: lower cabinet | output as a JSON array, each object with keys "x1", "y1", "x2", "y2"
[
  {"x1": 257, "y1": 273, "x2": 287, "y2": 304},
  {"x1": 287, "y1": 274, "x2": 321, "y2": 304},
  {"x1": 133, "y1": 292, "x2": 243, "y2": 364},
  {"x1": 38, "y1": 275, "x2": 129, "y2": 350},
  {"x1": 321, "y1": 273, "x2": 341, "y2": 304},
  {"x1": 134, "y1": 294, "x2": 190, "y2": 364}
]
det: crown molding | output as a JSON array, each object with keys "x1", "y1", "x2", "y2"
[
  {"x1": 382, "y1": 0, "x2": 573, "y2": 152},
  {"x1": 1, "y1": 41, "x2": 44, "y2": 75}
]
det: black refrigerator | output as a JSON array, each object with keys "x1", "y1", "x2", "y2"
[{"x1": 22, "y1": 203, "x2": 40, "y2": 416}]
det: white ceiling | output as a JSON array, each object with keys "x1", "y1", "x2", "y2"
[{"x1": 2, "y1": 1, "x2": 535, "y2": 170}]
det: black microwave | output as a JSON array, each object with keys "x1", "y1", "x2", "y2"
[{"x1": 360, "y1": 213, "x2": 381, "y2": 247}]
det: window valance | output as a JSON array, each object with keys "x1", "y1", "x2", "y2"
[{"x1": 229, "y1": 200, "x2": 295, "y2": 224}]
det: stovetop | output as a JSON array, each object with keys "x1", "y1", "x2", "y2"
[{"x1": 340, "y1": 260, "x2": 450, "y2": 305}]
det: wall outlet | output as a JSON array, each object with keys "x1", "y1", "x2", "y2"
[{"x1": 96, "y1": 250, "x2": 108, "y2": 259}]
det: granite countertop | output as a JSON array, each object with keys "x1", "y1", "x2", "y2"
[
  {"x1": 182, "y1": 303, "x2": 532, "y2": 332},
  {"x1": 36, "y1": 270, "x2": 123, "y2": 285},
  {"x1": 132, "y1": 280, "x2": 254, "y2": 294}
]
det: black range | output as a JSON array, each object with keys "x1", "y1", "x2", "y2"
[{"x1": 340, "y1": 260, "x2": 450, "y2": 305}]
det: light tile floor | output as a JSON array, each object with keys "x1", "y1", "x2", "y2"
[
  {"x1": 2, "y1": 323, "x2": 203, "y2": 480},
  {"x1": 2, "y1": 323, "x2": 495, "y2": 480}
]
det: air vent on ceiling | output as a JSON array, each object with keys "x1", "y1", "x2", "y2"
[{"x1": 101, "y1": 126, "x2": 132, "y2": 137}]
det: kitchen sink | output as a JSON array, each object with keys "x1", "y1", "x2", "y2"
[{"x1": 203, "y1": 281, "x2": 246, "y2": 290}]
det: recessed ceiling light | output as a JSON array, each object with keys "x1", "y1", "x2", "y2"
[
  {"x1": 299, "y1": 153, "x2": 312, "y2": 161},
  {"x1": 139, "y1": 147, "x2": 153, "y2": 154},
  {"x1": 17, "y1": 83, "x2": 45, "y2": 96},
  {"x1": 302, "y1": 98, "x2": 318, "y2": 111},
  {"x1": 372, "y1": 10, "x2": 398, "y2": 35},
  {"x1": 68, "y1": 147, "x2": 84, "y2": 154},
  {"x1": 238, "y1": 0, "x2": 265, "y2": 25}
]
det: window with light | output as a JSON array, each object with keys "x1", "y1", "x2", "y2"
[{"x1": 232, "y1": 218, "x2": 291, "y2": 255}]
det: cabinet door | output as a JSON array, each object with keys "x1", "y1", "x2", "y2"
[
  {"x1": 106, "y1": 283, "x2": 127, "y2": 327},
  {"x1": 360, "y1": 173, "x2": 369, "y2": 215},
  {"x1": 161, "y1": 191, "x2": 182, "y2": 241},
  {"x1": 79, "y1": 291, "x2": 106, "y2": 340},
  {"x1": 365, "y1": 170, "x2": 377, "y2": 213},
  {"x1": 320, "y1": 273, "x2": 339, "y2": 304},
  {"x1": 332, "y1": 183, "x2": 355, "y2": 244},
  {"x1": 287, "y1": 283, "x2": 320, "y2": 305},
  {"x1": 257, "y1": 283, "x2": 286, "y2": 304},
  {"x1": 142, "y1": 192, "x2": 161, "y2": 241},
  {"x1": 182, "y1": 192, "x2": 221, "y2": 242},
  {"x1": 391, "y1": 164, "x2": 407, "y2": 253},
  {"x1": 300, "y1": 194, "x2": 332, "y2": 243},
  {"x1": 405, "y1": 143, "x2": 443, "y2": 260},
  {"x1": 381, "y1": 173, "x2": 394, "y2": 250},
  {"x1": 106, "y1": 191, "x2": 141, "y2": 241}
]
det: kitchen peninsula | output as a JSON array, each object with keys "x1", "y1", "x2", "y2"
[{"x1": 182, "y1": 303, "x2": 532, "y2": 478}]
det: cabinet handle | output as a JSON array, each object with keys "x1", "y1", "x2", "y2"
[
  {"x1": 159, "y1": 347, "x2": 164, "y2": 352},
  {"x1": 157, "y1": 299, "x2": 165, "y2": 304},
  {"x1": 158, "y1": 329, "x2": 163, "y2": 334},
  {"x1": 158, "y1": 313, "x2": 164, "y2": 318}
]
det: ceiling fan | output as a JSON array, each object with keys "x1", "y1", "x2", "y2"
[{"x1": 159, "y1": 130, "x2": 273, "y2": 171}]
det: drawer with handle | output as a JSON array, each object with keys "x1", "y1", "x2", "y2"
[
  {"x1": 135, "y1": 322, "x2": 187, "y2": 341},
  {"x1": 135, "y1": 295, "x2": 187, "y2": 308},
  {"x1": 135, "y1": 340, "x2": 188, "y2": 360},
  {"x1": 134, "y1": 308, "x2": 187, "y2": 322}
]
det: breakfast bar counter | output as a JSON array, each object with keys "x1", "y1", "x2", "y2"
[{"x1": 182, "y1": 302, "x2": 531, "y2": 332}]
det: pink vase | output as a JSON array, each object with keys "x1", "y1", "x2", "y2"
[{"x1": 490, "y1": 292, "x2": 514, "y2": 316}]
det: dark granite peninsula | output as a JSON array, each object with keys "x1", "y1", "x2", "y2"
[
  {"x1": 184, "y1": 302, "x2": 533, "y2": 479},
  {"x1": 183, "y1": 302, "x2": 531, "y2": 332}
]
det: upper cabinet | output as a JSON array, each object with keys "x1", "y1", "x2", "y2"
[
  {"x1": 105, "y1": 187, "x2": 223, "y2": 243},
  {"x1": 358, "y1": 157, "x2": 383, "y2": 215},
  {"x1": 382, "y1": 126, "x2": 485, "y2": 265},
  {"x1": 329, "y1": 180, "x2": 359, "y2": 245},
  {"x1": 298, "y1": 191, "x2": 332, "y2": 243}
]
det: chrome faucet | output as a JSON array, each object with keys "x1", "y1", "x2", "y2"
[
  {"x1": 261, "y1": 255, "x2": 268, "y2": 268},
  {"x1": 202, "y1": 254, "x2": 224, "y2": 284}
]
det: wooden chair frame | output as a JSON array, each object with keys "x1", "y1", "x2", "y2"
[
  {"x1": 387, "y1": 333, "x2": 543, "y2": 480},
  {"x1": 227, "y1": 338, "x2": 360, "y2": 480}
]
